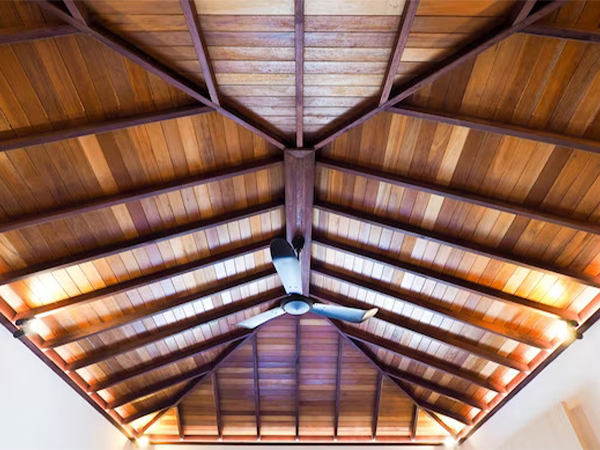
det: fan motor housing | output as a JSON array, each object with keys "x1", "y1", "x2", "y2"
[{"x1": 282, "y1": 295, "x2": 313, "y2": 316}]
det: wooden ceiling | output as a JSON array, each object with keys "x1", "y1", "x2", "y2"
[{"x1": 1, "y1": 0, "x2": 600, "y2": 446}]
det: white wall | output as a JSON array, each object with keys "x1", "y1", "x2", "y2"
[
  {"x1": 462, "y1": 321, "x2": 600, "y2": 450},
  {"x1": 0, "y1": 325, "x2": 129, "y2": 450}
]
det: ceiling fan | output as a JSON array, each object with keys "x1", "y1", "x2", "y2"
[{"x1": 238, "y1": 237, "x2": 378, "y2": 329}]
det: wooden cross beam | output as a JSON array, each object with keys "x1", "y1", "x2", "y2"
[
  {"x1": 295, "y1": 0, "x2": 305, "y2": 148},
  {"x1": 0, "y1": 24, "x2": 79, "y2": 45},
  {"x1": 522, "y1": 23, "x2": 600, "y2": 43}
]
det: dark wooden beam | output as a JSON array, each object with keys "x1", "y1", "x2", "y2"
[
  {"x1": 326, "y1": 318, "x2": 464, "y2": 435},
  {"x1": 64, "y1": 0, "x2": 89, "y2": 23},
  {"x1": 295, "y1": 0, "x2": 304, "y2": 147},
  {"x1": 311, "y1": 287, "x2": 529, "y2": 372},
  {"x1": 311, "y1": 1, "x2": 565, "y2": 149},
  {"x1": 354, "y1": 339, "x2": 489, "y2": 411},
  {"x1": 334, "y1": 335, "x2": 343, "y2": 439},
  {"x1": 89, "y1": 328, "x2": 251, "y2": 392},
  {"x1": 295, "y1": 316, "x2": 301, "y2": 439},
  {"x1": 175, "y1": 404, "x2": 184, "y2": 439},
  {"x1": 318, "y1": 157, "x2": 600, "y2": 239},
  {"x1": 314, "y1": 237, "x2": 578, "y2": 322},
  {"x1": 342, "y1": 325, "x2": 505, "y2": 393},
  {"x1": 510, "y1": 0, "x2": 537, "y2": 25},
  {"x1": 311, "y1": 266, "x2": 552, "y2": 349},
  {"x1": 42, "y1": 268, "x2": 275, "y2": 348},
  {"x1": 0, "y1": 157, "x2": 280, "y2": 236},
  {"x1": 3, "y1": 200, "x2": 282, "y2": 289},
  {"x1": 0, "y1": 24, "x2": 78, "y2": 45},
  {"x1": 409, "y1": 405, "x2": 419, "y2": 441},
  {"x1": 0, "y1": 105, "x2": 211, "y2": 155},
  {"x1": 285, "y1": 151, "x2": 315, "y2": 295},
  {"x1": 372, "y1": 372, "x2": 383, "y2": 440},
  {"x1": 252, "y1": 335, "x2": 261, "y2": 439},
  {"x1": 66, "y1": 290, "x2": 285, "y2": 371},
  {"x1": 122, "y1": 334, "x2": 251, "y2": 426},
  {"x1": 315, "y1": 201, "x2": 600, "y2": 290},
  {"x1": 180, "y1": 0, "x2": 219, "y2": 105},
  {"x1": 379, "y1": 0, "x2": 419, "y2": 105},
  {"x1": 108, "y1": 365, "x2": 211, "y2": 410},
  {"x1": 39, "y1": 1, "x2": 287, "y2": 150},
  {"x1": 522, "y1": 23, "x2": 600, "y2": 43},
  {"x1": 390, "y1": 105, "x2": 600, "y2": 157},
  {"x1": 213, "y1": 372, "x2": 223, "y2": 439}
]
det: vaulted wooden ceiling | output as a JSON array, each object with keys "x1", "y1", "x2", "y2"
[{"x1": 1, "y1": 0, "x2": 600, "y2": 446}]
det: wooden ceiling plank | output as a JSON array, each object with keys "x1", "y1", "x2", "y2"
[
  {"x1": 354, "y1": 340, "x2": 488, "y2": 411},
  {"x1": 89, "y1": 329, "x2": 251, "y2": 393},
  {"x1": 252, "y1": 334, "x2": 261, "y2": 439},
  {"x1": 372, "y1": 372, "x2": 383, "y2": 440},
  {"x1": 311, "y1": 288, "x2": 529, "y2": 372},
  {"x1": 213, "y1": 372, "x2": 223, "y2": 439},
  {"x1": 180, "y1": 0, "x2": 220, "y2": 105},
  {"x1": 28, "y1": 240, "x2": 272, "y2": 326},
  {"x1": 311, "y1": 0, "x2": 565, "y2": 149},
  {"x1": 4, "y1": 200, "x2": 282, "y2": 290},
  {"x1": 334, "y1": 334, "x2": 343, "y2": 440},
  {"x1": 0, "y1": 24, "x2": 79, "y2": 45},
  {"x1": 390, "y1": 105, "x2": 600, "y2": 157},
  {"x1": 409, "y1": 405, "x2": 419, "y2": 441},
  {"x1": 285, "y1": 152, "x2": 315, "y2": 295},
  {"x1": 327, "y1": 319, "x2": 462, "y2": 436},
  {"x1": 0, "y1": 157, "x2": 281, "y2": 236},
  {"x1": 65, "y1": 290, "x2": 285, "y2": 371},
  {"x1": 379, "y1": 0, "x2": 419, "y2": 105},
  {"x1": 311, "y1": 267, "x2": 552, "y2": 349},
  {"x1": 175, "y1": 404, "x2": 184, "y2": 439},
  {"x1": 315, "y1": 201, "x2": 600, "y2": 290},
  {"x1": 341, "y1": 325, "x2": 505, "y2": 393},
  {"x1": 314, "y1": 237, "x2": 579, "y2": 322},
  {"x1": 522, "y1": 23, "x2": 600, "y2": 43},
  {"x1": 38, "y1": 1, "x2": 287, "y2": 149},
  {"x1": 295, "y1": 0, "x2": 304, "y2": 148},
  {"x1": 317, "y1": 158, "x2": 600, "y2": 242},
  {"x1": 122, "y1": 333, "x2": 254, "y2": 426},
  {"x1": 42, "y1": 268, "x2": 275, "y2": 348}
]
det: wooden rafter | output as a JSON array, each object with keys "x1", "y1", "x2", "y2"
[
  {"x1": 372, "y1": 372, "x2": 383, "y2": 439},
  {"x1": 354, "y1": 339, "x2": 489, "y2": 411},
  {"x1": 341, "y1": 325, "x2": 506, "y2": 393},
  {"x1": 285, "y1": 151, "x2": 315, "y2": 295},
  {"x1": 0, "y1": 157, "x2": 280, "y2": 237},
  {"x1": 311, "y1": 0, "x2": 565, "y2": 149},
  {"x1": 123, "y1": 333, "x2": 252, "y2": 426},
  {"x1": 295, "y1": 0, "x2": 305, "y2": 147},
  {"x1": 65, "y1": 290, "x2": 285, "y2": 371},
  {"x1": 522, "y1": 23, "x2": 600, "y2": 43},
  {"x1": 510, "y1": 0, "x2": 537, "y2": 25},
  {"x1": 389, "y1": 105, "x2": 600, "y2": 157},
  {"x1": 0, "y1": 24, "x2": 78, "y2": 45},
  {"x1": 317, "y1": 158, "x2": 600, "y2": 240},
  {"x1": 4, "y1": 200, "x2": 282, "y2": 290},
  {"x1": 409, "y1": 405, "x2": 419, "y2": 440},
  {"x1": 311, "y1": 288, "x2": 529, "y2": 372},
  {"x1": 334, "y1": 335, "x2": 343, "y2": 439},
  {"x1": 327, "y1": 319, "x2": 462, "y2": 435},
  {"x1": 252, "y1": 334, "x2": 261, "y2": 439},
  {"x1": 180, "y1": 0, "x2": 220, "y2": 105},
  {"x1": 25, "y1": 242, "x2": 272, "y2": 324},
  {"x1": 311, "y1": 267, "x2": 553, "y2": 349},
  {"x1": 38, "y1": 1, "x2": 287, "y2": 149},
  {"x1": 175, "y1": 404, "x2": 184, "y2": 439},
  {"x1": 315, "y1": 201, "x2": 600, "y2": 290},
  {"x1": 314, "y1": 237, "x2": 579, "y2": 322},
  {"x1": 0, "y1": 105, "x2": 211, "y2": 156},
  {"x1": 379, "y1": 0, "x2": 419, "y2": 105},
  {"x1": 295, "y1": 316, "x2": 301, "y2": 439},
  {"x1": 42, "y1": 268, "x2": 275, "y2": 348},
  {"x1": 213, "y1": 372, "x2": 223, "y2": 439},
  {"x1": 63, "y1": 0, "x2": 89, "y2": 23}
]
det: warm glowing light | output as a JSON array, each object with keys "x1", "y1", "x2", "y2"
[
  {"x1": 444, "y1": 436, "x2": 457, "y2": 448},
  {"x1": 137, "y1": 436, "x2": 150, "y2": 448},
  {"x1": 25, "y1": 318, "x2": 44, "y2": 335},
  {"x1": 552, "y1": 320, "x2": 575, "y2": 342}
]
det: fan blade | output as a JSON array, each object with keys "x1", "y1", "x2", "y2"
[
  {"x1": 311, "y1": 303, "x2": 378, "y2": 323},
  {"x1": 270, "y1": 238, "x2": 302, "y2": 294},
  {"x1": 237, "y1": 307, "x2": 286, "y2": 329}
]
